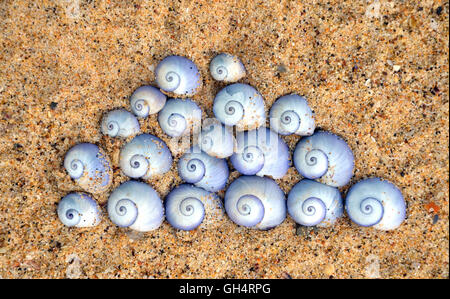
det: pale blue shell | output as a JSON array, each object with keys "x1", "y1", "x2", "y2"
[
  {"x1": 63, "y1": 143, "x2": 112, "y2": 194},
  {"x1": 119, "y1": 134, "x2": 173, "y2": 179},
  {"x1": 158, "y1": 98, "x2": 202, "y2": 137},
  {"x1": 178, "y1": 146, "x2": 229, "y2": 192},
  {"x1": 165, "y1": 184, "x2": 224, "y2": 231},
  {"x1": 287, "y1": 180, "x2": 343, "y2": 227},
  {"x1": 269, "y1": 94, "x2": 315, "y2": 136},
  {"x1": 130, "y1": 85, "x2": 167, "y2": 117},
  {"x1": 213, "y1": 83, "x2": 266, "y2": 131},
  {"x1": 231, "y1": 127, "x2": 290, "y2": 179},
  {"x1": 197, "y1": 121, "x2": 235, "y2": 158},
  {"x1": 224, "y1": 176, "x2": 286, "y2": 230},
  {"x1": 345, "y1": 178, "x2": 406, "y2": 230},
  {"x1": 210, "y1": 53, "x2": 246, "y2": 82},
  {"x1": 155, "y1": 55, "x2": 201, "y2": 97},
  {"x1": 101, "y1": 109, "x2": 140, "y2": 138},
  {"x1": 107, "y1": 180, "x2": 164, "y2": 232},
  {"x1": 293, "y1": 131, "x2": 354, "y2": 187},
  {"x1": 57, "y1": 192, "x2": 101, "y2": 227}
]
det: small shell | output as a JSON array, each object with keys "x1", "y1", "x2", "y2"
[
  {"x1": 119, "y1": 134, "x2": 173, "y2": 179},
  {"x1": 213, "y1": 83, "x2": 265, "y2": 131},
  {"x1": 269, "y1": 94, "x2": 315, "y2": 136},
  {"x1": 107, "y1": 180, "x2": 164, "y2": 232},
  {"x1": 130, "y1": 85, "x2": 167, "y2": 118},
  {"x1": 158, "y1": 98, "x2": 202, "y2": 137},
  {"x1": 197, "y1": 120, "x2": 235, "y2": 159},
  {"x1": 64, "y1": 143, "x2": 113, "y2": 194},
  {"x1": 100, "y1": 109, "x2": 140, "y2": 138},
  {"x1": 293, "y1": 131, "x2": 354, "y2": 187},
  {"x1": 209, "y1": 53, "x2": 246, "y2": 82},
  {"x1": 165, "y1": 184, "x2": 224, "y2": 231},
  {"x1": 345, "y1": 178, "x2": 406, "y2": 230},
  {"x1": 155, "y1": 55, "x2": 202, "y2": 97},
  {"x1": 57, "y1": 192, "x2": 101, "y2": 227},
  {"x1": 178, "y1": 146, "x2": 229, "y2": 192},
  {"x1": 224, "y1": 176, "x2": 286, "y2": 230},
  {"x1": 287, "y1": 180, "x2": 343, "y2": 227},
  {"x1": 231, "y1": 127, "x2": 290, "y2": 179}
]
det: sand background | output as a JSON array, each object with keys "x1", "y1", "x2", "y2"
[{"x1": 0, "y1": 0, "x2": 448, "y2": 278}]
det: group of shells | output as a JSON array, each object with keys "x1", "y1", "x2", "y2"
[{"x1": 58, "y1": 54, "x2": 406, "y2": 232}]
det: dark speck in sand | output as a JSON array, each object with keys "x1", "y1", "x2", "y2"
[{"x1": 432, "y1": 214, "x2": 439, "y2": 224}]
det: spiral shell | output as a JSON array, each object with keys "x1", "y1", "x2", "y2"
[
  {"x1": 119, "y1": 134, "x2": 172, "y2": 179},
  {"x1": 100, "y1": 109, "x2": 140, "y2": 138},
  {"x1": 197, "y1": 120, "x2": 235, "y2": 159},
  {"x1": 345, "y1": 178, "x2": 406, "y2": 230},
  {"x1": 130, "y1": 85, "x2": 167, "y2": 118},
  {"x1": 64, "y1": 143, "x2": 113, "y2": 194},
  {"x1": 209, "y1": 53, "x2": 246, "y2": 82},
  {"x1": 213, "y1": 83, "x2": 265, "y2": 131},
  {"x1": 107, "y1": 180, "x2": 164, "y2": 232},
  {"x1": 287, "y1": 179, "x2": 343, "y2": 227},
  {"x1": 178, "y1": 146, "x2": 229, "y2": 192},
  {"x1": 293, "y1": 131, "x2": 354, "y2": 187},
  {"x1": 224, "y1": 176, "x2": 286, "y2": 230},
  {"x1": 57, "y1": 192, "x2": 101, "y2": 227},
  {"x1": 165, "y1": 184, "x2": 224, "y2": 231},
  {"x1": 231, "y1": 127, "x2": 290, "y2": 179},
  {"x1": 155, "y1": 55, "x2": 202, "y2": 97},
  {"x1": 269, "y1": 94, "x2": 315, "y2": 136},
  {"x1": 158, "y1": 98, "x2": 202, "y2": 137}
]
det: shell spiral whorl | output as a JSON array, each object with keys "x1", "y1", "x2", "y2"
[
  {"x1": 231, "y1": 127, "x2": 290, "y2": 179},
  {"x1": 287, "y1": 179, "x2": 343, "y2": 227},
  {"x1": 101, "y1": 109, "x2": 140, "y2": 138},
  {"x1": 224, "y1": 176, "x2": 286, "y2": 230},
  {"x1": 113, "y1": 198, "x2": 138, "y2": 227},
  {"x1": 235, "y1": 195, "x2": 265, "y2": 227},
  {"x1": 120, "y1": 134, "x2": 172, "y2": 179},
  {"x1": 213, "y1": 83, "x2": 265, "y2": 131},
  {"x1": 269, "y1": 94, "x2": 315, "y2": 136},
  {"x1": 130, "y1": 85, "x2": 167, "y2": 117},
  {"x1": 165, "y1": 184, "x2": 224, "y2": 231},
  {"x1": 209, "y1": 53, "x2": 246, "y2": 82},
  {"x1": 345, "y1": 178, "x2": 405, "y2": 230},
  {"x1": 107, "y1": 181, "x2": 164, "y2": 232},
  {"x1": 293, "y1": 131, "x2": 354, "y2": 187},
  {"x1": 178, "y1": 146, "x2": 229, "y2": 192},
  {"x1": 155, "y1": 56, "x2": 201, "y2": 97},
  {"x1": 63, "y1": 143, "x2": 112, "y2": 194},
  {"x1": 57, "y1": 192, "x2": 101, "y2": 227},
  {"x1": 158, "y1": 98, "x2": 202, "y2": 137}
]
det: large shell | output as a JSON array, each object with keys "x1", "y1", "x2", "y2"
[
  {"x1": 155, "y1": 55, "x2": 202, "y2": 97},
  {"x1": 213, "y1": 83, "x2": 265, "y2": 131},
  {"x1": 158, "y1": 98, "x2": 202, "y2": 137},
  {"x1": 64, "y1": 143, "x2": 113, "y2": 194},
  {"x1": 100, "y1": 109, "x2": 140, "y2": 138},
  {"x1": 269, "y1": 94, "x2": 315, "y2": 136},
  {"x1": 119, "y1": 134, "x2": 172, "y2": 179},
  {"x1": 57, "y1": 192, "x2": 101, "y2": 227},
  {"x1": 197, "y1": 120, "x2": 235, "y2": 159},
  {"x1": 209, "y1": 53, "x2": 246, "y2": 82},
  {"x1": 178, "y1": 146, "x2": 229, "y2": 192},
  {"x1": 130, "y1": 85, "x2": 167, "y2": 118},
  {"x1": 345, "y1": 178, "x2": 406, "y2": 230},
  {"x1": 287, "y1": 179, "x2": 343, "y2": 227},
  {"x1": 224, "y1": 176, "x2": 286, "y2": 230},
  {"x1": 293, "y1": 131, "x2": 354, "y2": 187},
  {"x1": 107, "y1": 180, "x2": 164, "y2": 232},
  {"x1": 165, "y1": 184, "x2": 224, "y2": 231},
  {"x1": 231, "y1": 127, "x2": 290, "y2": 179}
]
